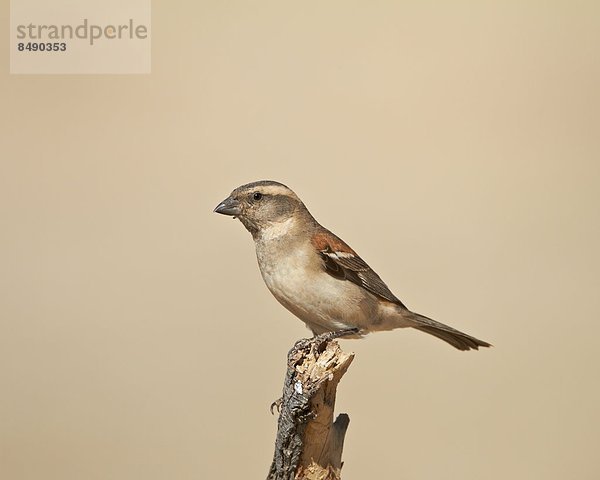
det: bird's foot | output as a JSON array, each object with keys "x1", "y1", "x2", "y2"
[
  {"x1": 270, "y1": 397, "x2": 282, "y2": 415},
  {"x1": 287, "y1": 328, "x2": 360, "y2": 361},
  {"x1": 319, "y1": 327, "x2": 361, "y2": 342}
]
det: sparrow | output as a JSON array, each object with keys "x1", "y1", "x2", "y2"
[{"x1": 214, "y1": 180, "x2": 491, "y2": 351}]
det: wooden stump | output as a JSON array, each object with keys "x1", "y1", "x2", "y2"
[{"x1": 267, "y1": 337, "x2": 354, "y2": 480}]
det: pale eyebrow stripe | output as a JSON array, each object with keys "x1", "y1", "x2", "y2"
[{"x1": 255, "y1": 185, "x2": 293, "y2": 196}]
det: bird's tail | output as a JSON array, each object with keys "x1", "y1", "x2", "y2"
[{"x1": 406, "y1": 311, "x2": 491, "y2": 351}]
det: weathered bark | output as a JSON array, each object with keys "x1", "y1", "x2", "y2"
[{"x1": 267, "y1": 336, "x2": 354, "y2": 480}]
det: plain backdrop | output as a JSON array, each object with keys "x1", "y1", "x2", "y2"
[{"x1": 1, "y1": 2, "x2": 599, "y2": 479}]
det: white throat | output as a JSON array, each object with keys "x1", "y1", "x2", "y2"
[{"x1": 258, "y1": 216, "x2": 296, "y2": 242}]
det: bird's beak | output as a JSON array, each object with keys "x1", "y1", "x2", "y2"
[{"x1": 213, "y1": 196, "x2": 242, "y2": 217}]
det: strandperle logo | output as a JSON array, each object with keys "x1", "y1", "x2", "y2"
[
  {"x1": 10, "y1": 0, "x2": 151, "y2": 74},
  {"x1": 16, "y1": 19, "x2": 149, "y2": 46}
]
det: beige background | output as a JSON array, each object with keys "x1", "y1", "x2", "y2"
[{"x1": 1, "y1": 2, "x2": 599, "y2": 479}]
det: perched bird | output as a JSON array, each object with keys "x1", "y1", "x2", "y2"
[{"x1": 214, "y1": 180, "x2": 490, "y2": 351}]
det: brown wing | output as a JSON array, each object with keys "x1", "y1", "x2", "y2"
[{"x1": 312, "y1": 230, "x2": 406, "y2": 307}]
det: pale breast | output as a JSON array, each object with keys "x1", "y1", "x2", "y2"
[{"x1": 255, "y1": 239, "x2": 373, "y2": 330}]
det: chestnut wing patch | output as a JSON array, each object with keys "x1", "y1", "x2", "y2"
[{"x1": 312, "y1": 231, "x2": 405, "y2": 306}]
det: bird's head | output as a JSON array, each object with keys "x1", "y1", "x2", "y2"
[{"x1": 214, "y1": 180, "x2": 310, "y2": 238}]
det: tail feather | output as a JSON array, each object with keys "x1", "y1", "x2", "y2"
[{"x1": 408, "y1": 312, "x2": 491, "y2": 351}]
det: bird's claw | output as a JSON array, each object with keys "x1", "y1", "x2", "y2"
[{"x1": 270, "y1": 397, "x2": 283, "y2": 415}]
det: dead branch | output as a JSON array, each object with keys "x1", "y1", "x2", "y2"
[{"x1": 267, "y1": 337, "x2": 354, "y2": 480}]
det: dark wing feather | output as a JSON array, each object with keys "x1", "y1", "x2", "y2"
[{"x1": 313, "y1": 230, "x2": 405, "y2": 306}]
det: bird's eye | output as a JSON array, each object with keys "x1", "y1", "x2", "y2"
[{"x1": 252, "y1": 192, "x2": 263, "y2": 201}]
